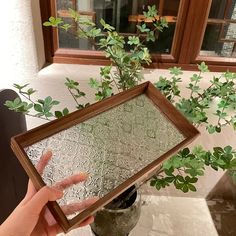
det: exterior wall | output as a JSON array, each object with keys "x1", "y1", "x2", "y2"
[{"x1": 0, "y1": 0, "x2": 45, "y2": 88}]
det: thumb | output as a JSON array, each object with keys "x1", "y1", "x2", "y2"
[{"x1": 25, "y1": 186, "x2": 63, "y2": 215}]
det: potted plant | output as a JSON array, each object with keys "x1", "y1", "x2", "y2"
[{"x1": 5, "y1": 5, "x2": 236, "y2": 236}]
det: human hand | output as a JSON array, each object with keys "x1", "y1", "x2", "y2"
[{"x1": 0, "y1": 150, "x2": 98, "y2": 236}]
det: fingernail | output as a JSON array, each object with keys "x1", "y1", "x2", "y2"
[
  {"x1": 43, "y1": 149, "x2": 52, "y2": 155},
  {"x1": 79, "y1": 172, "x2": 89, "y2": 178}
]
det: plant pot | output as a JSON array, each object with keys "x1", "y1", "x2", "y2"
[{"x1": 91, "y1": 186, "x2": 141, "y2": 236}]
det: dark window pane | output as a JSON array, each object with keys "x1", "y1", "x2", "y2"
[
  {"x1": 56, "y1": 0, "x2": 180, "y2": 54},
  {"x1": 200, "y1": 0, "x2": 236, "y2": 58},
  {"x1": 208, "y1": 0, "x2": 227, "y2": 19}
]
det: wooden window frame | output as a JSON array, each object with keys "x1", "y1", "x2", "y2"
[
  {"x1": 11, "y1": 82, "x2": 199, "y2": 232},
  {"x1": 179, "y1": 0, "x2": 236, "y2": 71},
  {"x1": 39, "y1": 0, "x2": 190, "y2": 67},
  {"x1": 39, "y1": 0, "x2": 236, "y2": 72}
]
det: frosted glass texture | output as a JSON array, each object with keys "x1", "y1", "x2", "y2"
[{"x1": 25, "y1": 94, "x2": 184, "y2": 218}]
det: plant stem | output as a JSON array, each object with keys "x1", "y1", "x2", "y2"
[
  {"x1": 67, "y1": 88, "x2": 80, "y2": 107},
  {"x1": 190, "y1": 71, "x2": 201, "y2": 98},
  {"x1": 19, "y1": 92, "x2": 36, "y2": 105},
  {"x1": 25, "y1": 113, "x2": 52, "y2": 121},
  {"x1": 110, "y1": 73, "x2": 121, "y2": 92},
  {"x1": 217, "y1": 97, "x2": 229, "y2": 127}
]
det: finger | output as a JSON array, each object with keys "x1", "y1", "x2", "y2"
[
  {"x1": 21, "y1": 150, "x2": 53, "y2": 205},
  {"x1": 25, "y1": 186, "x2": 63, "y2": 215},
  {"x1": 53, "y1": 173, "x2": 88, "y2": 191},
  {"x1": 61, "y1": 197, "x2": 99, "y2": 215},
  {"x1": 36, "y1": 150, "x2": 52, "y2": 175}
]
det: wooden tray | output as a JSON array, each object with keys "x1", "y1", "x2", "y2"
[{"x1": 11, "y1": 82, "x2": 200, "y2": 232}]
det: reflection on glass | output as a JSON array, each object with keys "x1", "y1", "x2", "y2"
[
  {"x1": 208, "y1": 0, "x2": 227, "y2": 19},
  {"x1": 25, "y1": 94, "x2": 184, "y2": 219},
  {"x1": 200, "y1": 0, "x2": 236, "y2": 57},
  {"x1": 57, "y1": 0, "x2": 180, "y2": 54},
  {"x1": 222, "y1": 23, "x2": 236, "y2": 40}
]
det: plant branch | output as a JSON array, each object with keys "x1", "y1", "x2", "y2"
[
  {"x1": 67, "y1": 88, "x2": 80, "y2": 107},
  {"x1": 25, "y1": 113, "x2": 53, "y2": 121},
  {"x1": 19, "y1": 92, "x2": 36, "y2": 105},
  {"x1": 110, "y1": 73, "x2": 121, "y2": 92}
]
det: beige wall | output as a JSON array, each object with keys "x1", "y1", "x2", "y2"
[
  {"x1": 0, "y1": 0, "x2": 45, "y2": 88},
  {"x1": 32, "y1": 0, "x2": 45, "y2": 69}
]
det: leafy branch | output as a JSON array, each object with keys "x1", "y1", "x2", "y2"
[
  {"x1": 5, "y1": 81, "x2": 88, "y2": 120},
  {"x1": 155, "y1": 62, "x2": 236, "y2": 133},
  {"x1": 43, "y1": 5, "x2": 168, "y2": 96},
  {"x1": 151, "y1": 145, "x2": 236, "y2": 193}
]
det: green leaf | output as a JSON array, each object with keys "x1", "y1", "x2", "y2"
[
  {"x1": 45, "y1": 17, "x2": 63, "y2": 27},
  {"x1": 198, "y1": 62, "x2": 209, "y2": 73},
  {"x1": 224, "y1": 146, "x2": 233, "y2": 154},
  {"x1": 51, "y1": 100, "x2": 60, "y2": 105},
  {"x1": 169, "y1": 67, "x2": 183, "y2": 76},
  {"x1": 188, "y1": 184, "x2": 197, "y2": 192},
  {"x1": 230, "y1": 159, "x2": 236, "y2": 167},
  {"x1": 4, "y1": 100, "x2": 14, "y2": 108},
  {"x1": 146, "y1": 31, "x2": 155, "y2": 42},
  {"x1": 181, "y1": 148, "x2": 190, "y2": 157},
  {"x1": 63, "y1": 108, "x2": 69, "y2": 116},
  {"x1": 176, "y1": 175, "x2": 185, "y2": 182},
  {"x1": 143, "y1": 5, "x2": 158, "y2": 18},
  {"x1": 207, "y1": 125, "x2": 216, "y2": 134},
  {"x1": 45, "y1": 112, "x2": 53, "y2": 118},
  {"x1": 213, "y1": 147, "x2": 224, "y2": 153},
  {"x1": 100, "y1": 19, "x2": 115, "y2": 31},
  {"x1": 155, "y1": 183, "x2": 161, "y2": 190},
  {"x1": 136, "y1": 24, "x2": 150, "y2": 33},
  {"x1": 160, "y1": 17, "x2": 168, "y2": 28},
  {"x1": 60, "y1": 23, "x2": 71, "y2": 31},
  {"x1": 165, "y1": 176, "x2": 175, "y2": 183},
  {"x1": 150, "y1": 179, "x2": 156, "y2": 187},
  {"x1": 55, "y1": 111, "x2": 63, "y2": 119},
  {"x1": 69, "y1": 8, "x2": 80, "y2": 22},
  {"x1": 128, "y1": 36, "x2": 140, "y2": 45},
  {"x1": 45, "y1": 96, "x2": 53, "y2": 105},
  {"x1": 27, "y1": 88, "x2": 36, "y2": 96},
  {"x1": 190, "y1": 74, "x2": 201, "y2": 82},
  {"x1": 13, "y1": 83, "x2": 29, "y2": 91},
  {"x1": 186, "y1": 177, "x2": 198, "y2": 183},
  {"x1": 215, "y1": 126, "x2": 221, "y2": 133},
  {"x1": 43, "y1": 21, "x2": 52, "y2": 27},
  {"x1": 89, "y1": 78, "x2": 100, "y2": 89},
  {"x1": 164, "y1": 167, "x2": 174, "y2": 176},
  {"x1": 34, "y1": 104, "x2": 43, "y2": 112},
  {"x1": 182, "y1": 184, "x2": 189, "y2": 193},
  {"x1": 87, "y1": 28, "x2": 102, "y2": 38}
]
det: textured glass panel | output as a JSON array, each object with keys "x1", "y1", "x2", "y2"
[{"x1": 25, "y1": 94, "x2": 184, "y2": 219}]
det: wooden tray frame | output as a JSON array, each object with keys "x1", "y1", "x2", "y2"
[{"x1": 11, "y1": 82, "x2": 200, "y2": 232}]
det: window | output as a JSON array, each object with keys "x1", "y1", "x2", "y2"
[
  {"x1": 200, "y1": 0, "x2": 236, "y2": 58},
  {"x1": 40, "y1": 0, "x2": 236, "y2": 71}
]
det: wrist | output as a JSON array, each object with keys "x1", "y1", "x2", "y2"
[{"x1": 0, "y1": 224, "x2": 9, "y2": 236}]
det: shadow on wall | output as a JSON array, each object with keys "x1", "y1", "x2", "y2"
[{"x1": 207, "y1": 171, "x2": 236, "y2": 236}]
